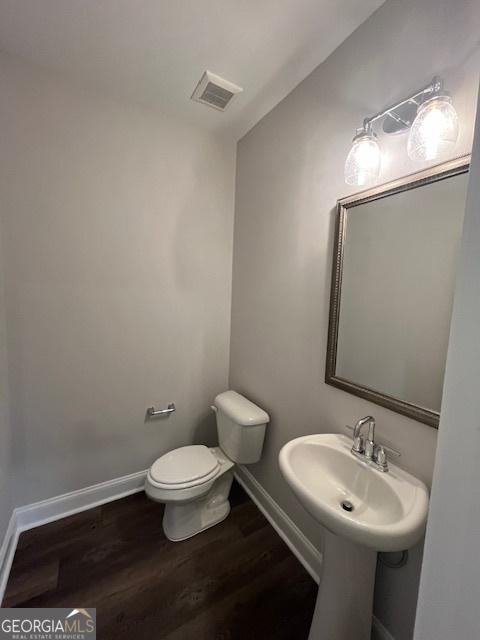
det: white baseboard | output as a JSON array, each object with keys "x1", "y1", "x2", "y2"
[
  {"x1": 0, "y1": 469, "x2": 148, "y2": 604},
  {"x1": 234, "y1": 465, "x2": 396, "y2": 640},
  {"x1": 15, "y1": 469, "x2": 148, "y2": 532},
  {"x1": 234, "y1": 465, "x2": 323, "y2": 583},
  {"x1": 0, "y1": 511, "x2": 19, "y2": 604}
]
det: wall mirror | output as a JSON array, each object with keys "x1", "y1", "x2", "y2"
[{"x1": 326, "y1": 156, "x2": 470, "y2": 427}]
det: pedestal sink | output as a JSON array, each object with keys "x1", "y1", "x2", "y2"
[{"x1": 279, "y1": 433, "x2": 429, "y2": 640}]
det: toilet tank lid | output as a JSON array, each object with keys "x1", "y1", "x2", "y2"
[{"x1": 214, "y1": 390, "x2": 270, "y2": 426}]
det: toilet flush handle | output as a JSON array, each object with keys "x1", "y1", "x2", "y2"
[{"x1": 210, "y1": 405, "x2": 218, "y2": 413}]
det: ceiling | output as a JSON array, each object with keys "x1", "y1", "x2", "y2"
[{"x1": 0, "y1": 0, "x2": 385, "y2": 140}]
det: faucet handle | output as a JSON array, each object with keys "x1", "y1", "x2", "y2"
[
  {"x1": 375, "y1": 445, "x2": 389, "y2": 472},
  {"x1": 352, "y1": 434, "x2": 364, "y2": 454}
]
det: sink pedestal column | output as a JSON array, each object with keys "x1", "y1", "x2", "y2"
[{"x1": 308, "y1": 529, "x2": 377, "y2": 640}]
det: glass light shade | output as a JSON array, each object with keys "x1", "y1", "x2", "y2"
[
  {"x1": 407, "y1": 95, "x2": 459, "y2": 162},
  {"x1": 344, "y1": 133, "x2": 381, "y2": 186}
]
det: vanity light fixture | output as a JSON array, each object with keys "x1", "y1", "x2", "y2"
[{"x1": 345, "y1": 76, "x2": 459, "y2": 186}]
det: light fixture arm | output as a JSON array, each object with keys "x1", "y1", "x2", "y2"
[{"x1": 362, "y1": 76, "x2": 444, "y2": 132}]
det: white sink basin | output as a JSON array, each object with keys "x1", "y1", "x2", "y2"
[{"x1": 279, "y1": 433, "x2": 429, "y2": 551}]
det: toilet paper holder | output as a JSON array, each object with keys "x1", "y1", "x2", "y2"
[{"x1": 146, "y1": 403, "x2": 176, "y2": 418}]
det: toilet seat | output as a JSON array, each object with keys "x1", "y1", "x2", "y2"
[{"x1": 148, "y1": 445, "x2": 220, "y2": 489}]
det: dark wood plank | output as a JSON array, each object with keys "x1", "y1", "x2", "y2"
[
  {"x1": 2, "y1": 559, "x2": 59, "y2": 608},
  {"x1": 3, "y1": 481, "x2": 316, "y2": 639}
]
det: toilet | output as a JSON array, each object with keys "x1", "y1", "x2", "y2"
[{"x1": 145, "y1": 390, "x2": 270, "y2": 541}]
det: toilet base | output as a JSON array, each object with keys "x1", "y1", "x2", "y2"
[{"x1": 163, "y1": 471, "x2": 234, "y2": 542}]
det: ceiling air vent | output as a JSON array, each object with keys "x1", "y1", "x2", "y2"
[{"x1": 191, "y1": 71, "x2": 243, "y2": 112}]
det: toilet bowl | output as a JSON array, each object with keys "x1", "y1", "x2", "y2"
[
  {"x1": 146, "y1": 445, "x2": 235, "y2": 541},
  {"x1": 145, "y1": 390, "x2": 269, "y2": 541}
]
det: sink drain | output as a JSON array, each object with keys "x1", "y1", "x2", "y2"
[{"x1": 341, "y1": 500, "x2": 354, "y2": 512}]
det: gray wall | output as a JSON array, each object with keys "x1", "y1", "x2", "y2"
[
  {"x1": 0, "y1": 53, "x2": 236, "y2": 507},
  {"x1": 413, "y1": 86, "x2": 480, "y2": 640},
  {"x1": 0, "y1": 223, "x2": 12, "y2": 543},
  {"x1": 229, "y1": 0, "x2": 480, "y2": 638}
]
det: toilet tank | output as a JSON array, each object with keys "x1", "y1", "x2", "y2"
[{"x1": 213, "y1": 390, "x2": 270, "y2": 464}]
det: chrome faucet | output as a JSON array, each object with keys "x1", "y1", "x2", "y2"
[
  {"x1": 352, "y1": 416, "x2": 375, "y2": 455},
  {"x1": 351, "y1": 415, "x2": 388, "y2": 472}
]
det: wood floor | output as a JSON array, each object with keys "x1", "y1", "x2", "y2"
[{"x1": 3, "y1": 481, "x2": 317, "y2": 639}]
